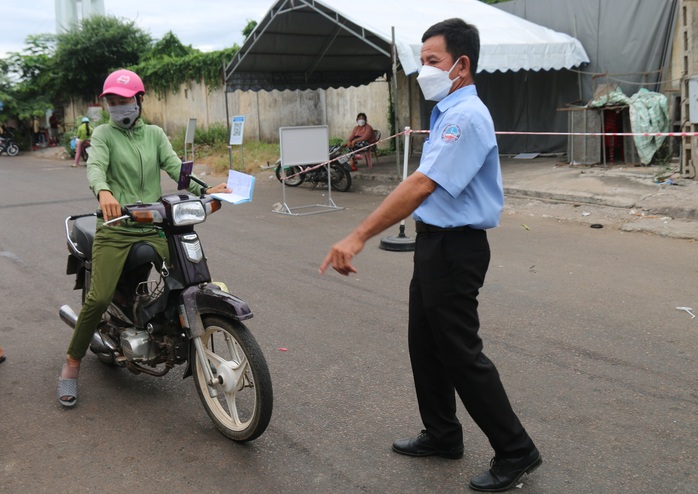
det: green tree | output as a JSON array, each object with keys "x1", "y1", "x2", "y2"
[
  {"x1": 52, "y1": 15, "x2": 152, "y2": 102},
  {"x1": 242, "y1": 20, "x2": 257, "y2": 41},
  {"x1": 147, "y1": 31, "x2": 195, "y2": 60},
  {"x1": 1, "y1": 34, "x2": 56, "y2": 121}
]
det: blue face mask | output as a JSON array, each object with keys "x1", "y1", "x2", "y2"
[{"x1": 108, "y1": 102, "x2": 140, "y2": 129}]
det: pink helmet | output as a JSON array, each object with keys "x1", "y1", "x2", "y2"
[{"x1": 100, "y1": 69, "x2": 145, "y2": 98}]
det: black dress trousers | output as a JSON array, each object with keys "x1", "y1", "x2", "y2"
[{"x1": 408, "y1": 228, "x2": 535, "y2": 457}]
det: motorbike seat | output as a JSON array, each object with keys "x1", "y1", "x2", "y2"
[
  {"x1": 72, "y1": 217, "x2": 158, "y2": 270},
  {"x1": 73, "y1": 216, "x2": 97, "y2": 258}
]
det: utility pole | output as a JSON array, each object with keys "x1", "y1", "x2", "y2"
[{"x1": 681, "y1": 0, "x2": 698, "y2": 178}]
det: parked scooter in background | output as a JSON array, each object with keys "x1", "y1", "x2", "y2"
[
  {"x1": 274, "y1": 144, "x2": 352, "y2": 192},
  {"x1": 0, "y1": 129, "x2": 20, "y2": 156}
]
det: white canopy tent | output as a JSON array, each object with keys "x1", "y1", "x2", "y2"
[
  {"x1": 225, "y1": 0, "x2": 589, "y2": 91},
  {"x1": 351, "y1": 0, "x2": 589, "y2": 75}
]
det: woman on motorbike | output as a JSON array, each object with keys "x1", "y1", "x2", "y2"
[
  {"x1": 72, "y1": 117, "x2": 93, "y2": 167},
  {"x1": 57, "y1": 69, "x2": 230, "y2": 407}
]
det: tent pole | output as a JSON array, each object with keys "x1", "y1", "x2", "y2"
[
  {"x1": 223, "y1": 60, "x2": 233, "y2": 171},
  {"x1": 392, "y1": 26, "x2": 401, "y2": 176}
]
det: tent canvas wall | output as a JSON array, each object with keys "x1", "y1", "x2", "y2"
[{"x1": 489, "y1": 0, "x2": 678, "y2": 154}]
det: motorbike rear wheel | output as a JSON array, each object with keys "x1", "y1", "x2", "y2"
[
  {"x1": 192, "y1": 316, "x2": 273, "y2": 442},
  {"x1": 329, "y1": 163, "x2": 352, "y2": 192},
  {"x1": 6, "y1": 143, "x2": 19, "y2": 157},
  {"x1": 274, "y1": 163, "x2": 304, "y2": 187}
]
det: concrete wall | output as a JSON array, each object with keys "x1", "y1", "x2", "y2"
[{"x1": 66, "y1": 79, "x2": 394, "y2": 147}]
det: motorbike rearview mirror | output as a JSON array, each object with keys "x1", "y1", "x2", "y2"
[
  {"x1": 177, "y1": 161, "x2": 194, "y2": 190},
  {"x1": 177, "y1": 160, "x2": 209, "y2": 194}
]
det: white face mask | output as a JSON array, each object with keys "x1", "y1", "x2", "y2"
[
  {"x1": 417, "y1": 59, "x2": 461, "y2": 102},
  {"x1": 108, "y1": 102, "x2": 140, "y2": 129},
  {"x1": 357, "y1": 119, "x2": 366, "y2": 126}
]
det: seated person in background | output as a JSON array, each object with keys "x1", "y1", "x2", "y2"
[{"x1": 344, "y1": 112, "x2": 375, "y2": 171}]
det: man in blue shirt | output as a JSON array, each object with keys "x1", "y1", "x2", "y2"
[{"x1": 320, "y1": 18, "x2": 541, "y2": 492}]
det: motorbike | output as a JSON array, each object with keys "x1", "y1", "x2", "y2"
[
  {"x1": 79, "y1": 140, "x2": 91, "y2": 163},
  {"x1": 58, "y1": 168, "x2": 273, "y2": 442},
  {"x1": 274, "y1": 143, "x2": 352, "y2": 192},
  {"x1": 0, "y1": 130, "x2": 20, "y2": 156}
]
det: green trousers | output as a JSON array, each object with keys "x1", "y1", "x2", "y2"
[{"x1": 66, "y1": 226, "x2": 168, "y2": 360}]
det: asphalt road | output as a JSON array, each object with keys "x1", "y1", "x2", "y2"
[{"x1": 0, "y1": 154, "x2": 696, "y2": 493}]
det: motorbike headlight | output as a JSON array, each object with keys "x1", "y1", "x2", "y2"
[{"x1": 172, "y1": 200, "x2": 206, "y2": 226}]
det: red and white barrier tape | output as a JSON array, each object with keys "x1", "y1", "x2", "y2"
[
  {"x1": 278, "y1": 128, "x2": 683, "y2": 181},
  {"x1": 404, "y1": 129, "x2": 690, "y2": 138}
]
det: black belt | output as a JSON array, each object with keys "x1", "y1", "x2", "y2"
[{"x1": 415, "y1": 221, "x2": 474, "y2": 233}]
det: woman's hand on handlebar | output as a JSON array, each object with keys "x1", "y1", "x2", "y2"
[
  {"x1": 98, "y1": 190, "x2": 122, "y2": 224},
  {"x1": 205, "y1": 183, "x2": 231, "y2": 195}
]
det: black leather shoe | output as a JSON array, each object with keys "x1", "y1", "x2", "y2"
[
  {"x1": 392, "y1": 430, "x2": 464, "y2": 459},
  {"x1": 469, "y1": 448, "x2": 542, "y2": 492}
]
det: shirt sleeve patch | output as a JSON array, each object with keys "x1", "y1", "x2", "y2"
[{"x1": 441, "y1": 124, "x2": 461, "y2": 143}]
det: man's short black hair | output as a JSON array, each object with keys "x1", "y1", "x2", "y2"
[{"x1": 422, "y1": 18, "x2": 480, "y2": 76}]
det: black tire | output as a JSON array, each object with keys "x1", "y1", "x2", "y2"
[
  {"x1": 6, "y1": 143, "x2": 19, "y2": 157},
  {"x1": 81, "y1": 148, "x2": 89, "y2": 163},
  {"x1": 275, "y1": 163, "x2": 304, "y2": 187},
  {"x1": 329, "y1": 163, "x2": 352, "y2": 192},
  {"x1": 192, "y1": 316, "x2": 273, "y2": 442}
]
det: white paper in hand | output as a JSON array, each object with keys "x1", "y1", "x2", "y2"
[{"x1": 211, "y1": 170, "x2": 255, "y2": 204}]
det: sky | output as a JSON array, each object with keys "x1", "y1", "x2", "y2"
[{"x1": 1, "y1": 0, "x2": 275, "y2": 59}]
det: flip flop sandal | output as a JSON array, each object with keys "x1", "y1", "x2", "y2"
[
  {"x1": 0, "y1": 355, "x2": 5, "y2": 364},
  {"x1": 58, "y1": 377, "x2": 78, "y2": 407}
]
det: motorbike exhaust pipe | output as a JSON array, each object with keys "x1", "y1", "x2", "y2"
[{"x1": 59, "y1": 305, "x2": 78, "y2": 329}]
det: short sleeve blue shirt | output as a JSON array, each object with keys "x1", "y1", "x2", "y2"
[{"x1": 413, "y1": 85, "x2": 503, "y2": 230}]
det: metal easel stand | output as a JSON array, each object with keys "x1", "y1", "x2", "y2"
[
  {"x1": 272, "y1": 163, "x2": 344, "y2": 216},
  {"x1": 380, "y1": 127, "x2": 415, "y2": 251}
]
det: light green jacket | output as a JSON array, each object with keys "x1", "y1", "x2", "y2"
[
  {"x1": 86, "y1": 119, "x2": 204, "y2": 208},
  {"x1": 76, "y1": 122, "x2": 92, "y2": 140}
]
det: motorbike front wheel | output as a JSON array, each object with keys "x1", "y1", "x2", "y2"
[
  {"x1": 329, "y1": 163, "x2": 352, "y2": 192},
  {"x1": 192, "y1": 316, "x2": 273, "y2": 442},
  {"x1": 6, "y1": 143, "x2": 19, "y2": 157},
  {"x1": 274, "y1": 163, "x2": 304, "y2": 187}
]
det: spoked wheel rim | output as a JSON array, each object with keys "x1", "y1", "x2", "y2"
[
  {"x1": 195, "y1": 324, "x2": 257, "y2": 431},
  {"x1": 192, "y1": 316, "x2": 273, "y2": 443}
]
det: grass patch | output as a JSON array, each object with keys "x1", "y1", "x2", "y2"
[{"x1": 169, "y1": 123, "x2": 280, "y2": 174}]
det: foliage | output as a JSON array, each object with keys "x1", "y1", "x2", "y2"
[
  {"x1": 52, "y1": 15, "x2": 152, "y2": 102},
  {"x1": 146, "y1": 31, "x2": 195, "y2": 59},
  {"x1": 129, "y1": 46, "x2": 239, "y2": 98},
  {"x1": 242, "y1": 20, "x2": 258, "y2": 41},
  {"x1": 1, "y1": 34, "x2": 57, "y2": 120}
]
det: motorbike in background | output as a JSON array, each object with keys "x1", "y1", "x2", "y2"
[
  {"x1": 274, "y1": 143, "x2": 352, "y2": 192},
  {"x1": 59, "y1": 169, "x2": 273, "y2": 442},
  {"x1": 80, "y1": 140, "x2": 91, "y2": 163},
  {"x1": 0, "y1": 129, "x2": 20, "y2": 156}
]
